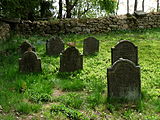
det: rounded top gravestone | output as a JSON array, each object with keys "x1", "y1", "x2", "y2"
[
  {"x1": 46, "y1": 36, "x2": 64, "y2": 56},
  {"x1": 111, "y1": 40, "x2": 138, "y2": 65},
  {"x1": 19, "y1": 51, "x2": 42, "y2": 73},
  {"x1": 19, "y1": 41, "x2": 35, "y2": 54},
  {"x1": 83, "y1": 37, "x2": 99, "y2": 55},
  {"x1": 23, "y1": 51, "x2": 38, "y2": 64},
  {"x1": 107, "y1": 58, "x2": 141, "y2": 101},
  {"x1": 59, "y1": 47, "x2": 83, "y2": 72}
]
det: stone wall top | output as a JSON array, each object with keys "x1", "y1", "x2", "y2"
[{"x1": 16, "y1": 12, "x2": 160, "y2": 35}]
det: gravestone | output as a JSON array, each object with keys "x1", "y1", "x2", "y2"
[
  {"x1": 46, "y1": 36, "x2": 64, "y2": 56},
  {"x1": 111, "y1": 40, "x2": 138, "y2": 65},
  {"x1": 59, "y1": 47, "x2": 83, "y2": 72},
  {"x1": 83, "y1": 37, "x2": 99, "y2": 55},
  {"x1": 107, "y1": 58, "x2": 141, "y2": 101},
  {"x1": 19, "y1": 41, "x2": 35, "y2": 54},
  {"x1": 19, "y1": 51, "x2": 42, "y2": 73}
]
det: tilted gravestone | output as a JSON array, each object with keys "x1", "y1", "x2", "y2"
[
  {"x1": 83, "y1": 37, "x2": 99, "y2": 55},
  {"x1": 59, "y1": 47, "x2": 83, "y2": 72},
  {"x1": 46, "y1": 36, "x2": 64, "y2": 56},
  {"x1": 19, "y1": 41, "x2": 35, "y2": 54},
  {"x1": 19, "y1": 51, "x2": 42, "y2": 73},
  {"x1": 111, "y1": 40, "x2": 138, "y2": 65},
  {"x1": 107, "y1": 58, "x2": 141, "y2": 101}
]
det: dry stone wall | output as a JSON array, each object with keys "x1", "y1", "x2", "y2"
[
  {"x1": 16, "y1": 12, "x2": 160, "y2": 35},
  {"x1": 0, "y1": 22, "x2": 10, "y2": 43}
]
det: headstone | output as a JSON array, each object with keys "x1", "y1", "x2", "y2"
[
  {"x1": 20, "y1": 41, "x2": 35, "y2": 54},
  {"x1": 83, "y1": 37, "x2": 99, "y2": 55},
  {"x1": 46, "y1": 36, "x2": 64, "y2": 56},
  {"x1": 111, "y1": 40, "x2": 138, "y2": 65},
  {"x1": 107, "y1": 58, "x2": 141, "y2": 101},
  {"x1": 59, "y1": 47, "x2": 83, "y2": 72},
  {"x1": 19, "y1": 51, "x2": 42, "y2": 73}
]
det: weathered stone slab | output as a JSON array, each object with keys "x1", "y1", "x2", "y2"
[
  {"x1": 83, "y1": 37, "x2": 99, "y2": 55},
  {"x1": 46, "y1": 36, "x2": 64, "y2": 56},
  {"x1": 19, "y1": 51, "x2": 42, "y2": 73},
  {"x1": 134, "y1": 11, "x2": 147, "y2": 17},
  {"x1": 111, "y1": 40, "x2": 138, "y2": 65},
  {"x1": 107, "y1": 58, "x2": 141, "y2": 101},
  {"x1": 19, "y1": 41, "x2": 35, "y2": 54},
  {"x1": 59, "y1": 47, "x2": 83, "y2": 72}
]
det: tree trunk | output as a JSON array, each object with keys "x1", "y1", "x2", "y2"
[
  {"x1": 134, "y1": 0, "x2": 138, "y2": 11},
  {"x1": 127, "y1": 0, "x2": 129, "y2": 14},
  {"x1": 65, "y1": 0, "x2": 78, "y2": 18},
  {"x1": 77, "y1": 1, "x2": 82, "y2": 18},
  {"x1": 157, "y1": 0, "x2": 159, "y2": 12},
  {"x1": 40, "y1": 1, "x2": 45, "y2": 18},
  {"x1": 142, "y1": 0, "x2": 145, "y2": 11},
  {"x1": 66, "y1": 8, "x2": 72, "y2": 18},
  {"x1": 66, "y1": 0, "x2": 71, "y2": 18},
  {"x1": 58, "y1": 0, "x2": 63, "y2": 19},
  {"x1": 116, "y1": 0, "x2": 119, "y2": 15},
  {"x1": 28, "y1": 10, "x2": 35, "y2": 21},
  {"x1": 40, "y1": 1, "x2": 51, "y2": 18}
]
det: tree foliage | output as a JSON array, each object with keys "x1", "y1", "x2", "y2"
[
  {"x1": 66, "y1": 0, "x2": 117, "y2": 18},
  {"x1": 1, "y1": 0, "x2": 117, "y2": 19},
  {"x1": 72, "y1": 0, "x2": 99, "y2": 18},
  {"x1": 98, "y1": 0, "x2": 117, "y2": 14},
  {"x1": 0, "y1": 0, "x2": 53, "y2": 20},
  {"x1": 65, "y1": 0, "x2": 79, "y2": 18}
]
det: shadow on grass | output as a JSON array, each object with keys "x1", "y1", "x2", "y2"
[
  {"x1": 83, "y1": 52, "x2": 99, "y2": 58},
  {"x1": 56, "y1": 70, "x2": 83, "y2": 79}
]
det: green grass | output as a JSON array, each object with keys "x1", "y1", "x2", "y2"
[
  {"x1": 0, "y1": 28, "x2": 160, "y2": 119},
  {"x1": 16, "y1": 102, "x2": 41, "y2": 114},
  {"x1": 56, "y1": 93, "x2": 83, "y2": 109}
]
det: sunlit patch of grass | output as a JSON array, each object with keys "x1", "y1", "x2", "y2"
[
  {"x1": 57, "y1": 79, "x2": 85, "y2": 91},
  {"x1": 50, "y1": 104, "x2": 89, "y2": 120},
  {"x1": 16, "y1": 102, "x2": 41, "y2": 114},
  {"x1": 25, "y1": 80, "x2": 53, "y2": 103},
  {"x1": 0, "y1": 114, "x2": 16, "y2": 120},
  {"x1": 86, "y1": 91, "x2": 105, "y2": 108},
  {"x1": 56, "y1": 93, "x2": 83, "y2": 109}
]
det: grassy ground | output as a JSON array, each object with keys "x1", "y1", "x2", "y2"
[{"x1": 0, "y1": 28, "x2": 160, "y2": 120}]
